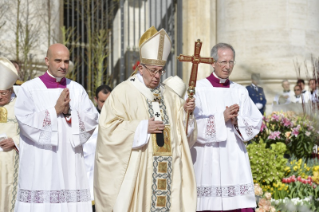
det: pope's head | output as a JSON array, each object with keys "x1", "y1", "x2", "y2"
[
  {"x1": 211, "y1": 43, "x2": 236, "y2": 79},
  {"x1": 138, "y1": 26, "x2": 171, "y2": 89},
  {"x1": 138, "y1": 64, "x2": 164, "y2": 89},
  {"x1": 45, "y1": 43, "x2": 70, "y2": 79},
  {"x1": 0, "y1": 57, "x2": 18, "y2": 106}
]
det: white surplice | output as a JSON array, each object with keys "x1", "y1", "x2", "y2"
[
  {"x1": 273, "y1": 90, "x2": 294, "y2": 105},
  {"x1": 14, "y1": 78, "x2": 98, "y2": 212},
  {"x1": 83, "y1": 121, "x2": 98, "y2": 201},
  {"x1": 190, "y1": 79, "x2": 262, "y2": 211}
]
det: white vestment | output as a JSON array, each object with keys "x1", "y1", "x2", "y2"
[
  {"x1": 291, "y1": 95, "x2": 304, "y2": 103},
  {"x1": 191, "y1": 79, "x2": 262, "y2": 211},
  {"x1": 14, "y1": 78, "x2": 98, "y2": 212},
  {"x1": 311, "y1": 89, "x2": 319, "y2": 103},
  {"x1": 83, "y1": 118, "x2": 99, "y2": 201},
  {"x1": 273, "y1": 90, "x2": 294, "y2": 105}
]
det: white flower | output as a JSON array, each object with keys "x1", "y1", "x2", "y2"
[
  {"x1": 265, "y1": 192, "x2": 271, "y2": 200},
  {"x1": 305, "y1": 131, "x2": 311, "y2": 136}
]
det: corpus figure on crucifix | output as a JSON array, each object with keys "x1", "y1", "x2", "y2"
[{"x1": 187, "y1": 43, "x2": 263, "y2": 212}]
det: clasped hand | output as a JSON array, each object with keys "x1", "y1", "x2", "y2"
[
  {"x1": 224, "y1": 104, "x2": 239, "y2": 125},
  {"x1": 55, "y1": 88, "x2": 71, "y2": 115}
]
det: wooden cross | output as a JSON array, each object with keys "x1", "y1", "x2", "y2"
[{"x1": 177, "y1": 39, "x2": 214, "y2": 133}]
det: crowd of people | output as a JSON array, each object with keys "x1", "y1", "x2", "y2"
[
  {"x1": 273, "y1": 78, "x2": 318, "y2": 104},
  {"x1": 2, "y1": 25, "x2": 312, "y2": 212},
  {"x1": 245, "y1": 73, "x2": 318, "y2": 116}
]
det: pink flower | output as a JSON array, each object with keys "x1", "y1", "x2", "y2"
[
  {"x1": 308, "y1": 126, "x2": 314, "y2": 131},
  {"x1": 281, "y1": 117, "x2": 292, "y2": 127},
  {"x1": 258, "y1": 198, "x2": 271, "y2": 209},
  {"x1": 260, "y1": 122, "x2": 267, "y2": 132},
  {"x1": 271, "y1": 114, "x2": 280, "y2": 121},
  {"x1": 269, "y1": 206, "x2": 276, "y2": 212},
  {"x1": 268, "y1": 131, "x2": 281, "y2": 140},
  {"x1": 292, "y1": 126, "x2": 300, "y2": 137}
]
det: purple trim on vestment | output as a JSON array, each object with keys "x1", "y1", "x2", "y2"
[
  {"x1": 206, "y1": 73, "x2": 230, "y2": 88},
  {"x1": 39, "y1": 72, "x2": 66, "y2": 89}
]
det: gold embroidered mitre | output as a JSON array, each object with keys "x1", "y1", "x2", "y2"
[
  {"x1": 139, "y1": 26, "x2": 172, "y2": 67},
  {"x1": 0, "y1": 57, "x2": 19, "y2": 90}
]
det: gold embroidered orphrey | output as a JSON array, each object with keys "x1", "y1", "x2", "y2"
[
  {"x1": 156, "y1": 196, "x2": 166, "y2": 207},
  {"x1": 158, "y1": 162, "x2": 168, "y2": 173},
  {"x1": 0, "y1": 107, "x2": 8, "y2": 123},
  {"x1": 177, "y1": 39, "x2": 215, "y2": 133},
  {"x1": 152, "y1": 126, "x2": 172, "y2": 156}
]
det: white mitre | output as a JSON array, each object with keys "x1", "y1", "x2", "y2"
[
  {"x1": 0, "y1": 57, "x2": 19, "y2": 90},
  {"x1": 163, "y1": 76, "x2": 186, "y2": 98},
  {"x1": 139, "y1": 26, "x2": 171, "y2": 66}
]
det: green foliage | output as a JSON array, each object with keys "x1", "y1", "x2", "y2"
[{"x1": 247, "y1": 141, "x2": 287, "y2": 185}]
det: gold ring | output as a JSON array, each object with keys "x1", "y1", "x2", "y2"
[{"x1": 156, "y1": 127, "x2": 159, "y2": 131}]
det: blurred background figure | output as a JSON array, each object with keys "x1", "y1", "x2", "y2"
[
  {"x1": 297, "y1": 79, "x2": 310, "y2": 103},
  {"x1": 309, "y1": 79, "x2": 318, "y2": 103},
  {"x1": 291, "y1": 85, "x2": 304, "y2": 103},
  {"x1": 94, "y1": 85, "x2": 112, "y2": 113},
  {"x1": 0, "y1": 57, "x2": 20, "y2": 212},
  {"x1": 273, "y1": 79, "x2": 294, "y2": 105},
  {"x1": 246, "y1": 73, "x2": 267, "y2": 115},
  {"x1": 84, "y1": 84, "x2": 112, "y2": 212}
]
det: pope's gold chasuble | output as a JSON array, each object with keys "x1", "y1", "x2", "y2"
[
  {"x1": 94, "y1": 73, "x2": 197, "y2": 212},
  {"x1": 0, "y1": 98, "x2": 19, "y2": 212}
]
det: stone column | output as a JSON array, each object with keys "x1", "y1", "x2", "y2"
[{"x1": 182, "y1": 0, "x2": 217, "y2": 82}]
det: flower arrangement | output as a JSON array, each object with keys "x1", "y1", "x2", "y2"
[
  {"x1": 254, "y1": 189, "x2": 276, "y2": 212},
  {"x1": 285, "y1": 159, "x2": 312, "y2": 179},
  {"x1": 247, "y1": 141, "x2": 287, "y2": 185},
  {"x1": 312, "y1": 166, "x2": 319, "y2": 184},
  {"x1": 251, "y1": 111, "x2": 319, "y2": 160},
  {"x1": 254, "y1": 182, "x2": 319, "y2": 212}
]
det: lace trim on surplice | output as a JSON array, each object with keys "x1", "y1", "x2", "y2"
[
  {"x1": 39, "y1": 110, "x2": 52, "y2": 144},
  {"x1": 17, "y1": 189, "x2": 91, "y2": 203},
  {"x1": 77, "y1": 112, "x2": 91, "y2": 143},
  {"x1": 197, "y1": 183, "x2": 254, "y2": 198},
  {"x1": 242, "y1": 118, "x2": 259, "y2": 138},
  {"x1": 205, "y1": 115, "x2": 216, "y2": 140}
]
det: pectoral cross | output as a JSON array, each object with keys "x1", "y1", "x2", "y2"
[
  {"x1": 177, "y1": 39, "x2": 214, "y2": 133},
  {"x1": 155, "y1": 112, "x2": 160, "y2": 117}
]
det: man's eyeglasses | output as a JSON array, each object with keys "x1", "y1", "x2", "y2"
[
  {"x1": 217, "y1": 61, "x2": 235, "y2": 67},
  {"x1": 0, "y1": 90, "x2": 11, "y2": 96},
  {"x1": 142, "y1": 64, "x2": 166, "y2": 76},
  {"x1": 294, "y1": 89, "x2": 300, "y2": 91}
]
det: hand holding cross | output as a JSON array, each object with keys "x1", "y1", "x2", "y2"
[{"x1": 177, "y1": 39, "x2": 214, "y2": 133}]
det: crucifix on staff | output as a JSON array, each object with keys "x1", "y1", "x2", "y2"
[{"x1": 177, "y1": 39, "x2": 214, "y2": 133}]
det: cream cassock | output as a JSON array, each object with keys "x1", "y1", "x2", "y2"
[
  {"x1": 190, "y1": 77, "x2": 262, "y2": 211},
  {"x1": 14, "y1": 77, "x2": 98, "y2": 212}
]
